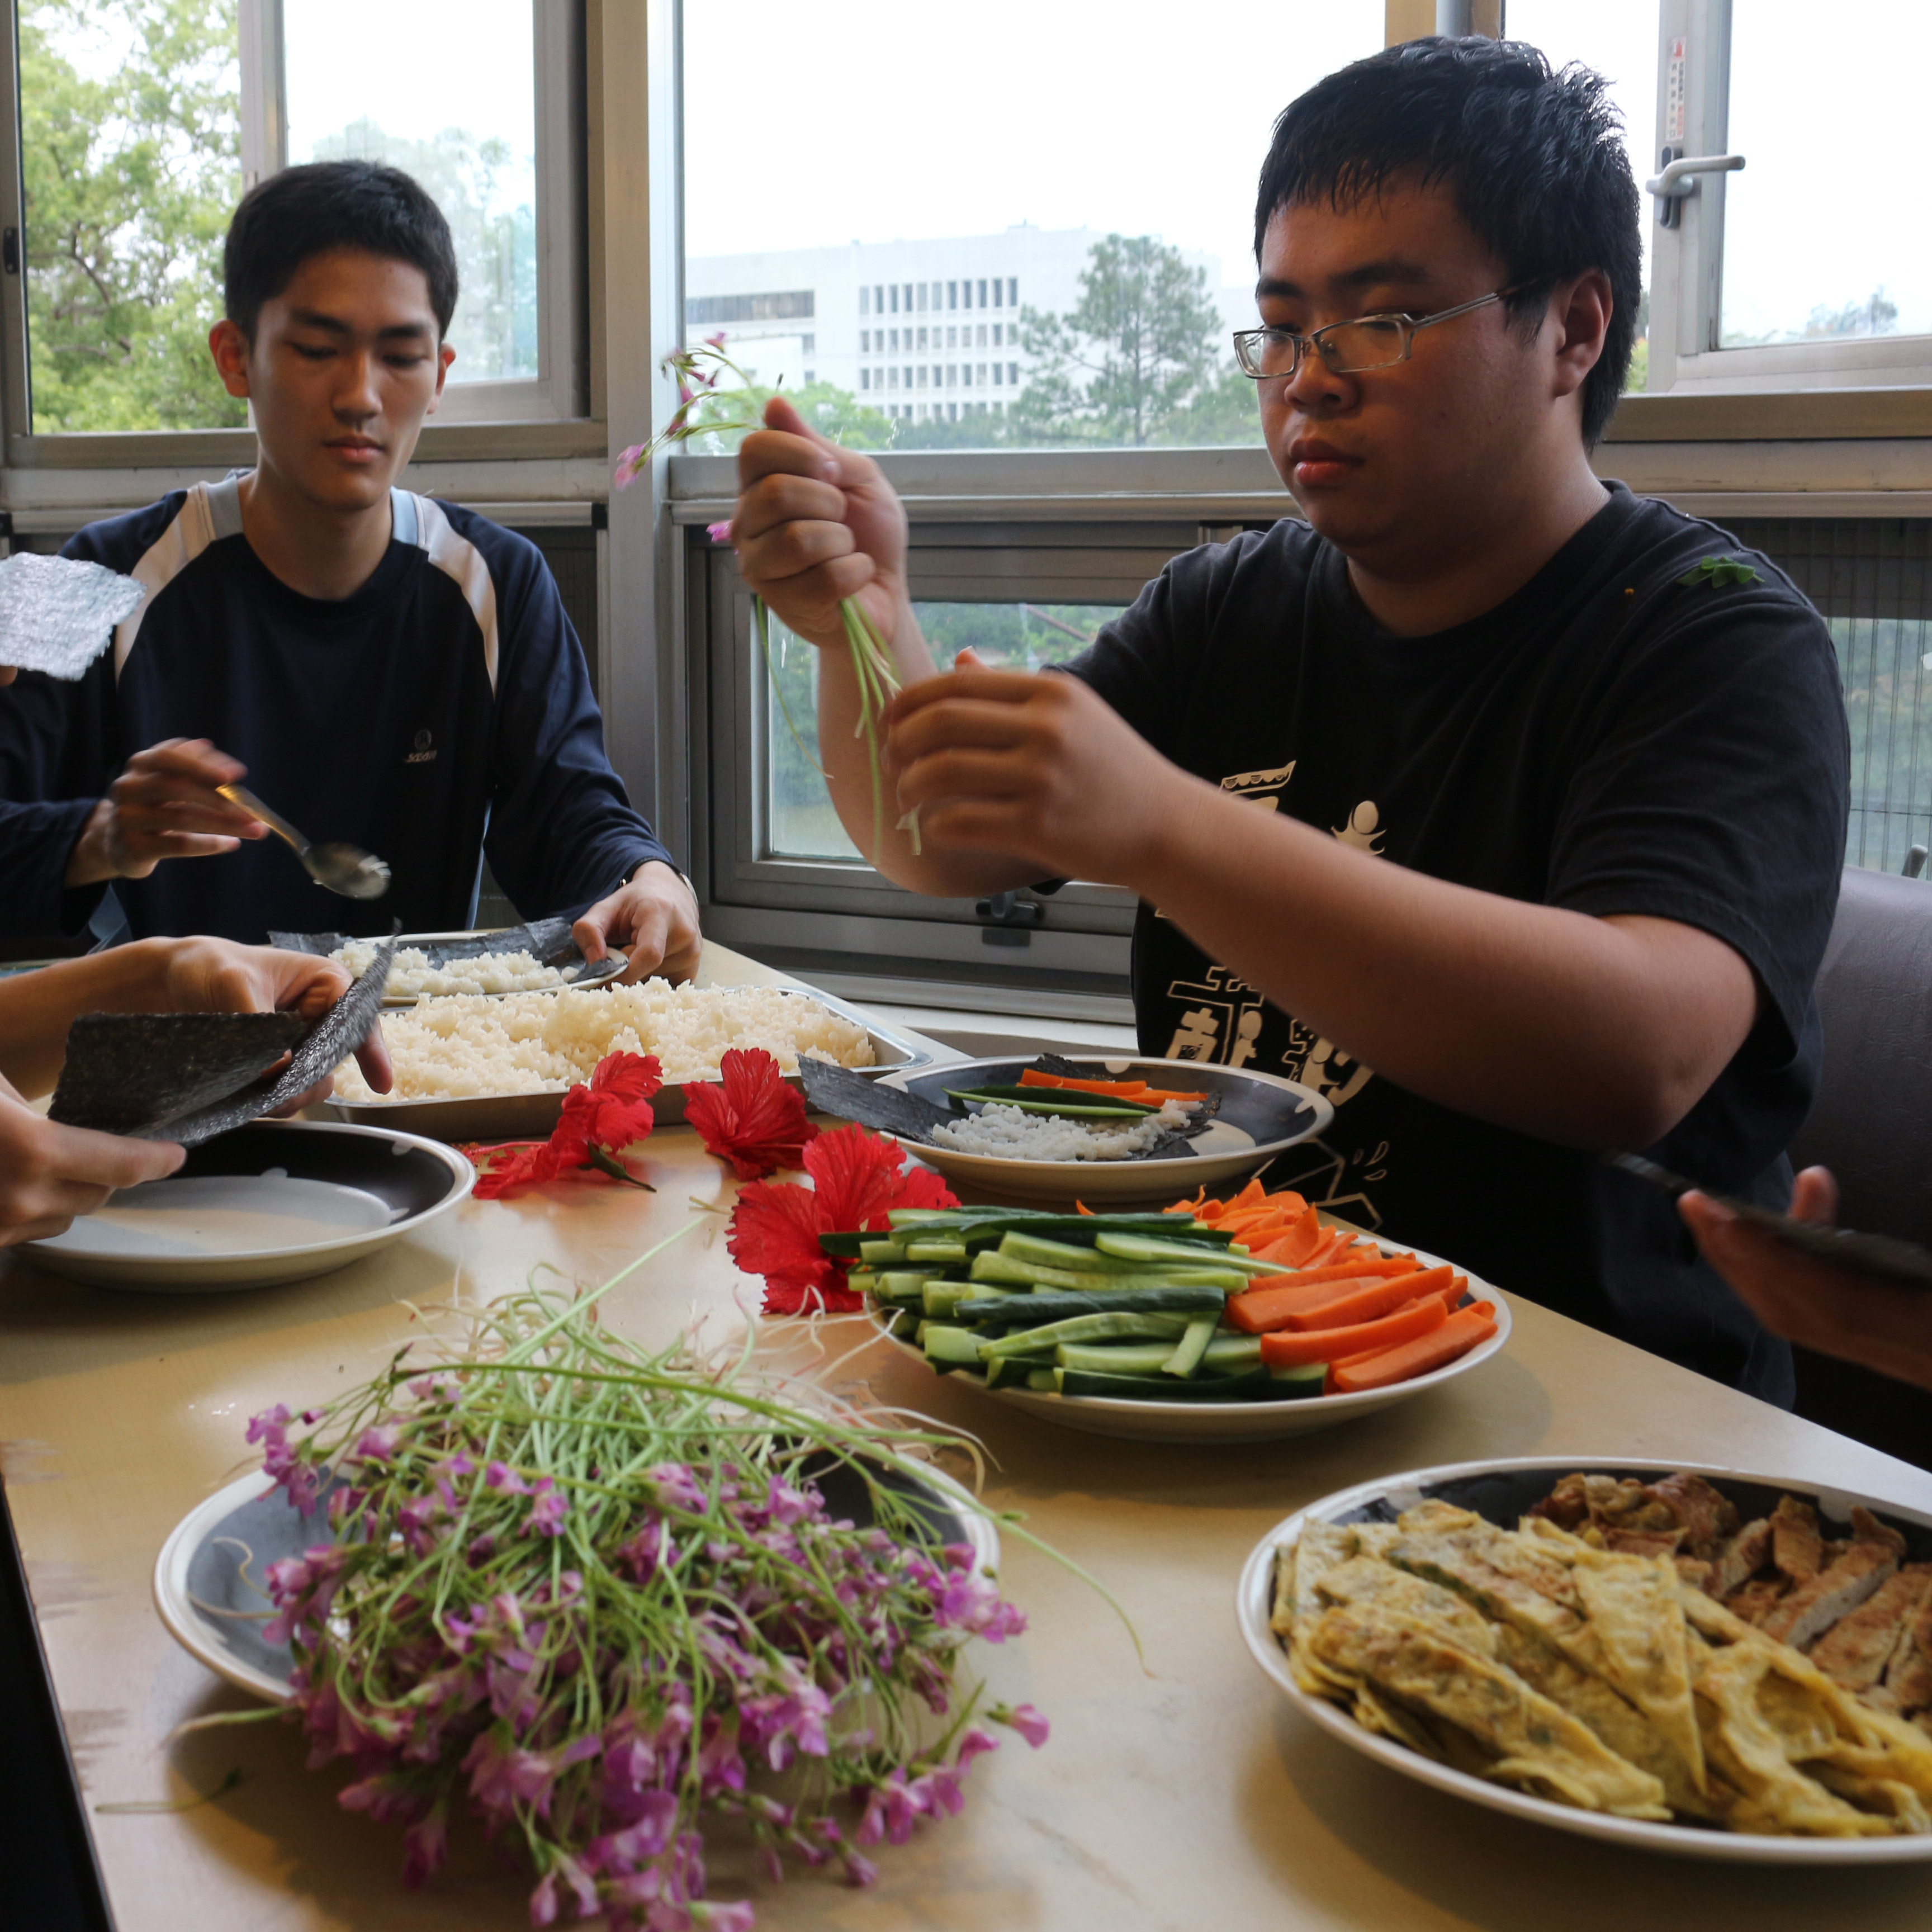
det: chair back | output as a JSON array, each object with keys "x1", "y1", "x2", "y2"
[{"x1": 1789, "y1": 865, "x2": 1932, "y2": 1243}]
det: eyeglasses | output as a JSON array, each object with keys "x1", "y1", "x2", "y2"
[{"x1": 1232, "y1": 285, "x2": 1531, "y2": 380}]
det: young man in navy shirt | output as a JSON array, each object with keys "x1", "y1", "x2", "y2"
[
  {"x1": 730, "y1": 39, "x2": 1850, "y2": 1399},
  {"x1": 0, "y1": 161, "x2": 699, "y2": 981}
]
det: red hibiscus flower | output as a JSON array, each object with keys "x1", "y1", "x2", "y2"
[
  {"x1": 465, "y1": 1051, "x2": 662, "y2": 1200},
  {"x1": 727, "y1": 1124, "x2": 957, "y2": 1315},
  {"x1": 683, "y1": 1049, "x2": 817, "y2": 1180}
]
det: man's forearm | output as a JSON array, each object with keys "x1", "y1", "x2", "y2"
[
  {"x1": 1132, "y1": 778, "x2": 1758, "y2": 1149},
  {"x1": 63, "y1": 798, "x2": 119, "y2": 887}
]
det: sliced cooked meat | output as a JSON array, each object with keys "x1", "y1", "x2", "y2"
[
  {"x1": 1527, "y1": 1472, "x2": 1592, "y2": 1532},
  {"x1": 1726, "y1": 1577, "x2": 1792, "y2": 1626},
  {"x1": 1770, "y1": 1494, "x2": 1824, "y2": 1583},
  {"x1": 1602, "y1": 1527, "x2": 1684, "y2": 1558},
  {"x1": 1708, "y1": 1518, "x2": 1773, "y2": 1599},
  {"x1": 1884, "y1": 1592, "x2": 1932, "y2": 1712},
  {"x1": 1645, "y1": 1472, "x2": 1740, "y2": 1557},
  {"x1": 1850, "y1": 1506, "x2": 1910, "y2": 1561},
  {"x1": 1808, "y1": 1564, "x2": 1932, "y2": 1691},
  {"x1": 1758, "y1": 1541, "x2": 1897, "y2": 1649}
]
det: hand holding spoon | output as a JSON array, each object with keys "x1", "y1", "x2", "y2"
[{"x1": 216, "y1": 783, "x2": 391, "y2": 900}]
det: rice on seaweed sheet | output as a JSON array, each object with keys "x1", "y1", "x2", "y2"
[{"x1": 929, "y1": 1101, "x2": 1192, "y2": 1162}]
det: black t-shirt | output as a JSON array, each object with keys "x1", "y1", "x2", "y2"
[{"x1": 1064, "y1": 484, "x2": 1849, "y2": 1401}]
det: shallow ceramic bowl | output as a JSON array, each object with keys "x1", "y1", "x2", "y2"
[{"x1": 1237, "y1": 1456, "x2": 1932, "y2": 1863}]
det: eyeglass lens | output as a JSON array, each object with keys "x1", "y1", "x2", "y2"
[{"x1": 1239, "y1": 315, "x2": 1410, "y2": 377}]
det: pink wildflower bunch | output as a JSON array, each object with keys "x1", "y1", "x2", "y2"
[{"x1": 245, "y1": 1272, "x2": 1045, "y2": 1928}]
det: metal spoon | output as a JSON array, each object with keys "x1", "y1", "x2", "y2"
[{"x1": 216, "y1": 782, "x2": 391, "y2": 900}]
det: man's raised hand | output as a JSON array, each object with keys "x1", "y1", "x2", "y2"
[{"x1": 732, "y1": 395, "x2": 911, "y2": 656}]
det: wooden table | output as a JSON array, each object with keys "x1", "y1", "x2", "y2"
[{"x1": 4, "y1": 944, "x2": 1931, "y2": 1930}]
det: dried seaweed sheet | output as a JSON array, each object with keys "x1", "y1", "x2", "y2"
[
  {"x1": 271, "y1": 918, "x2": 580, "y2": 970},
  {"x1": 49, "y1": 935, "x2": 397, "y2": 1147},
  {"x1": 0, "y1": 553, "x2": 146, "y2": 679},
  {"x1": 49, "y1": 1012, "x2": 308, "y2": 1138},
  {"x1": 799, "y1": 1057, "x2": 953, "y2": 1143}
]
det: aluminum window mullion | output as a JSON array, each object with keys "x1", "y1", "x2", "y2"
[
  {"x1": 237, "y1": 0, "x2": 286, "y2": 191},
  {"x1": 0, "y1": 5, "x2": 28, "y2": 452}
]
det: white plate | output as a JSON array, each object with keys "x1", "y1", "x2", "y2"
[
  {"x1": 877, "y1": 1056, "x2": 1334, "y2": 1206},
  {"x1": 882, "y1": 1239, "x2": 1508, "y2": 1443},
  {"x1": 24, "y1": 1119, "x2": 473, "y2": 1291},
  {"x1": 155, "y1": 1460, "x2": 1003, "y2": 1705},
  {"x1": 323, "y1": 985, "x2": 932, "y2": 1143},
  {"x1": 1235, "y1": 1455, "x2": 1932, "y2": 1863}
]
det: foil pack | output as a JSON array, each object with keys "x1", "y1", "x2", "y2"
[{"x1": 0, "y1": 551, "x2": 146, "y2": 679}]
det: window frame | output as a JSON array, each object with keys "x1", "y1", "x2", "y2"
[
  {"x1": 1646, "y1": 0, "x2": 1932, "y2": 396},
  {"x1": 0, "y1": 0, "x2": 591, "y2": 462}
]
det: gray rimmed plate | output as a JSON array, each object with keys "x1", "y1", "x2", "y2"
[
  {"x1": 22, "y1": 1119, "x2": 472, "y2": 1291},
  {"x1": 155, "y1": 1459, "x2": 1001, "y2": 1704},
  {"x1": 1237, "y1": 1456, "x2": 1932, "y2": 1863},
  {"x1": 875, "y1": 1055, "x2": 1334, "y2": 1206},
  {"x1": 321, "y1": 985, "x2": 932, "y2": 1143}
]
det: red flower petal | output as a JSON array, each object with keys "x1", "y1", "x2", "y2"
[
  {"x1": 556, "y1": 1051, "x2": 662, "y2": 1154},
  {"x1": 727, "y1": 1178, "x2": 842, "y2": 1301},
  {"x1": 804, "y1": 1124, "x2": 958, "y2": 1232},
  {"x1": 471, "y1": 1139, "x2": 576, "y2": 1200},
  {"x1": 724, "y1": 1125, "x2": 958, "y2": 1317},
  {"x1": 683, "y1": 1049, "x2": 818, "y2": 1180}
]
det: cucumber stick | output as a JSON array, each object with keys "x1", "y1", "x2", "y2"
[
  {"x1": 1056, "y1": 1366, "x2": 1277, "y2": 1403},
  {"x1": 859, "y1": 1238, "x2": 908, "y2": 1264},
  {"x1": 1054, "y1": 1341, "x2": 1183, "y2": 1376},
  {"x1": 958, "y1": 1287, "x2": 1224, "y2": 1326},
  {"x1": 977, "y1": 1310, "x2": 1192, "y2": 1359},
  {"x1": 1163, "y1": 1314, "x2": 1219, "y2": 1378},
  {"x1": 921, "y1": 1325, "x2": 984, "y2": 1372},
  {"x1": 1093, "y1": 1231, "x2": 1278, "y2": 1273}
]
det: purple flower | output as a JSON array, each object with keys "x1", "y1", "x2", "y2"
[
  {"x1": 647, "y1": 1463, "x2": 707, "y2": 1515},
  {"x1": 843, "y1": 1851, "x2": 879, "y2": 1887},
  {"x1": 588, "y1": 1787, "x2": 679, "y2": 1870},
  {"x1": 485, "y1": 1460, "x2": 531, "y2": 1496},
  {"x1": 527, "y1": 1480, "x2": 569, "y2": 1537},
  {"x1": 705, "y1": 519, "x2": 734, "y2": 547},
  {"x1": 934, "y1": 1568, "x2": 1026, "y2": 1642},
  {"x1": 763, "y1": 1477, "x2": 815, "y2": 1527},
  {"x1": 353, "y1": 1421, "x2": 405, "y2": 1462},
  {"x1": 955, "y1": 1724, "x2": 1000, "y2": 1772},
  {"x1": 529, "y1": 1854, "x2": 600, "y2": 1925},
  {"x1": 996, "y1": 1701, "x2": 1051, "y2": 1749},
  {"x1": 401, "y1": 1805, "x2": 448, "y2": 1888}
]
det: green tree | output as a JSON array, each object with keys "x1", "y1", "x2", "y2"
[
  {"x1": 1011, "y1": 234, "x2": 1233, "y2": 448},
  {"x1": 21, "y1": 0, "x2": 245, "y2": 431}
]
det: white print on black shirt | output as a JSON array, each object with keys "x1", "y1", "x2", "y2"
[
  {"x1": 1162, "y1": 963, "x2": 1264, "y2": 1064},
  {"x1": 1219, "y1": 760, "x2": 1295, "y2": 810},
  {"x1": 406, "y1": 728, "x2": 437, "y2": 765}
]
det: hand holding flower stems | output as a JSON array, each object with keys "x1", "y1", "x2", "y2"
[
  {"x1": 615, "y1": 344, "x2": 917, "y2": 857},
  {"x1": 618, "y1": 349, "x2": 920, "y2": 861}
]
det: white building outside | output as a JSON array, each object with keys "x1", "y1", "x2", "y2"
[{"x1": 685, "y1": 226, "x2": 1253, "y2": 425}]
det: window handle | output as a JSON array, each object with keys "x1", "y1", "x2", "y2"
[{"x1": 1645, "y1": 149, "x2": 1745, "y2": 229}]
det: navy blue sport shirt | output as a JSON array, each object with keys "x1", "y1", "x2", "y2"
[{"x1": 0, "y1": 477, "x2": 673, "y2": 943}]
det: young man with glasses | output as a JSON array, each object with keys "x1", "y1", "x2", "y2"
[{"x1": 730, "y1": 38, "x2": 1849, "y2": 1399}]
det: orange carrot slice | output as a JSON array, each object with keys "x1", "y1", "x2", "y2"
[
  {"x1": 1285, "y1": 1265, "x2": 1455, "y2": 1332},
  {"x1": 1328, "y1": 1305, "x2": 1498, "y2": 1393},
  {"x1": 1258, "y1": 1295, "x2": 1447, "y2": 1368}
]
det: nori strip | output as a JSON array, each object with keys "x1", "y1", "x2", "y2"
[
  {"x1": 49, "y1": 1012, "x2": 309, "y2": 1138},
  {"x1": 798, "y1": 1057, "x2": 953, "y2": 1143},
  {"x1": 271, "y1": 918, "x2": 582, "y2": 969}
]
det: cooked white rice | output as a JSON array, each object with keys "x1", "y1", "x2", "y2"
[
  {"x1": 333, "y1": 940, "x2": 567, "y2": 997},
  {"x1": 928, "y1": 1101, "x2": 1188, "y2": 1162},
  {"x1": 333, "y1": 981, "x2": 874, "y2": 1101}
]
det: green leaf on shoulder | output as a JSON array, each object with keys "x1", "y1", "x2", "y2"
[{"x1": 1678, "y1": 555, "x2": 1763, "y2": 590}]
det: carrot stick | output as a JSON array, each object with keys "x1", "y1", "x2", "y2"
[
  {"x1": 1019, "y1": 1070, "x2": 1210, "y2": 1102},
  {"x1": 1224, "y1": 1257, "x2": 1423, "y2": 1334},
  {"x1": 1328, "y1": 1305, "x2": 1498, "y2": 1393},
  {"x1": 1284, "y1": 1265, "x2": 1455, "y2": 1332},
  {"x1": 1265, "y1": 1201, "x2": 1329, "y2": 1270},
  {"x1": 1258, "y1": 1295, "x2": 1447, "y2": 1367}
]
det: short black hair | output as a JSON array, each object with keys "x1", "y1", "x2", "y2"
[
  {"x1": 1255, "y1": 36, "x2": 1640, "y2": 444},
  {"x1": 223, "y1": 160, "x2": 460, "y2": 340}
]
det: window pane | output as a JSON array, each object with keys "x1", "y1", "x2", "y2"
[
  {"x1": 1721, "y1": 3, "x2": 1932, "y2": 346},
  {"x1": 283, "y1": 0, "x2": 539, "y2": 382},
  {"x1": 20, "y1": 0, "x2": 244, "y2": 431},
  {"x1": 683, "y1": 0, "x2": 1383, "y2": 453},
  {"x1": 1506, "y1": 0, "x2": 1659, "y2": 391},
  {"x1": 763, "y1": 600, "x2": 1126, "y2": 860}
]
